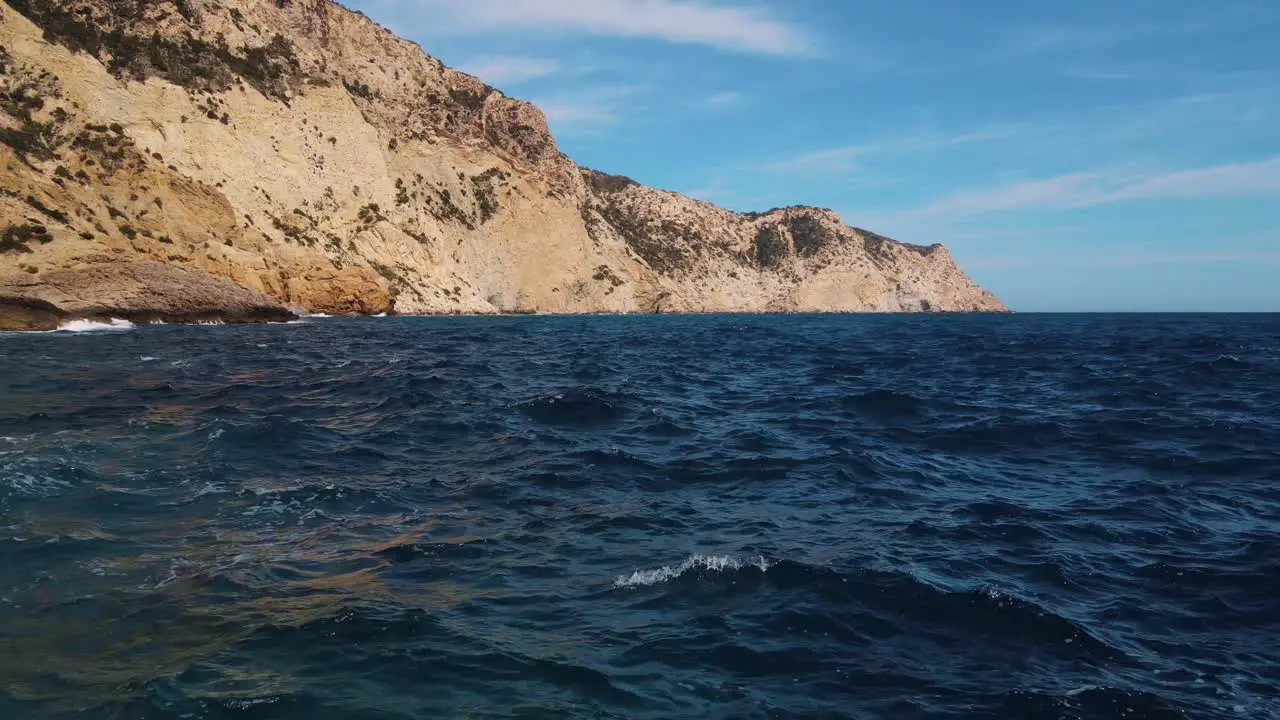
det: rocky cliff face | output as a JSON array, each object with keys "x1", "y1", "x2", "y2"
[
  {"x1": 0, "y1": 0, "x2": 1006, "y2": 319},
  {"x1": 0, "y1": 260, "x2": 296, "y2": 329}
]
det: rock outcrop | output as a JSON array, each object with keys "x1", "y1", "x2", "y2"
[
  {"x1": 0, "y1": 295, "x2": 63, "y2": 330},
  {"x1": 0, "y1": 260, "x2": 295, "y2": 329},
  {"x1": 0, "y1": 0, "x2": 1006, "y2": 321}
]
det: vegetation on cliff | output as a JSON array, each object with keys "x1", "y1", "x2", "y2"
[{"x1": 9, "y1": 0, "x2": 302, "y2": 100}]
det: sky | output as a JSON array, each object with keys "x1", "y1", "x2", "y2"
[{"x1": 345, "y1": 0, "x2": 1279, "y2": 312}]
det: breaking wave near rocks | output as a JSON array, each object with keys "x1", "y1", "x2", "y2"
[
  {"x1": 2, "y1": 313, "x2": 1278, "y2": 719},
  {"x1": 54, "y1": 318, "x2": 136, "y2": 332}
]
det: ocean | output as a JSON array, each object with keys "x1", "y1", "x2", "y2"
[{"x1": 1, "y1": 314, "x2": 1277, "y2": 719}]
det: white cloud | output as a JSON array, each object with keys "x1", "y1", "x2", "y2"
[
  {"x1": 456, "y1": 55, "x2": 561, "y2": 85},
  {"x1": 401, "y1": 0, "x2": 810, "y2": 55}
]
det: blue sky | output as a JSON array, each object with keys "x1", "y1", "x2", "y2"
[{"x1": 347, "y1": 0, "x2": 1279, "y2": 311}]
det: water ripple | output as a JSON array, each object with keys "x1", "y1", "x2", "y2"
[{"x1": 1, "y1": 313, "x2": 1278, "y2": 719}]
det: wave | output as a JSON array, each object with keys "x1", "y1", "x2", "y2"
[
  {"x1": 989, "y1": 685, "x2": 1188, "y2": 719},
  {"x1": 843, "y1": 389, "x2": 928, "y2": 420},
  {"x1": 614, "y1": 554, "x2": 773, "y2": 589},
  {"x1": 2, "y1": 313, "x2": 1276, "y2": 719},
  {"x1": 234, "y1": 481, "x2": 407, "y2": 520},
  {"x1": 55, "y1": 318, "x2": 135, "y2": 333},
  {"x1": 516, "y1": 389, "x2": 625, "y2": 427}
]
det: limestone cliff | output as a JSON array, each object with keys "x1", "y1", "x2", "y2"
[{"x1": 0, "y1": 0, "x2": 1006, "y2": 318}]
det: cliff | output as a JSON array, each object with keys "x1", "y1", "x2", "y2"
[{"x1": 0, "y1": 0, "x2": 1006, "y2": 323}]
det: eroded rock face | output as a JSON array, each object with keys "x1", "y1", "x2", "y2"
[
  {"x1": 285, "y1": 267, "x2": 391, "y2": 316},
  {"x1": 0, "y1": 260, "x2": 297, "y2": 324},
  {"x1": 0, "y1": 0, "x2": 1006, "y2": 319},
  {"x1": 0, "y1": 296, "x2": 64, "y2": 330}
]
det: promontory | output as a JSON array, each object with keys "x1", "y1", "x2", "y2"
[{"x1": 0, "y1": 0, "x2": 1006, "y2": 329}]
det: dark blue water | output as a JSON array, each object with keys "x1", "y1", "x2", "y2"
[{"x1": 2, "y1": 314, "x2": 1278, "y2": 719}]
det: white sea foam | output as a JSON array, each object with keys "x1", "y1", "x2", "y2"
[
  {"x1": 55, "y1": 318, "x2": 135, "y2": 333},
  {"x1": 139, "y1": 356, "x2": 158, "y2": 362},
  {"x1": 1, "y1": 469, "x2": 72, "y2": 498},
  {"x1": 247, "y1": 484, "x2": 304, "y2": 496},
  {"x1": 1066, "y1": 685, "x2": 1101, "y2": 697},
  {"x1": 373, "y1": 313, "x2": 388, "y2": 318},
  {"x1": 613, "y1": 554, "x2": 772, "y2": 589},
  {"x1": 193, "y1": 481, "x2": 226, "y2": 497}
]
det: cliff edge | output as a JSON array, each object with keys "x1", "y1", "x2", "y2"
[{"x1": 0, "y1": 0, "x2": 1006, "y2": 319}]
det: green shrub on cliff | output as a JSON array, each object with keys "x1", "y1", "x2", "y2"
[
  {"x1": 753, "y1": 225, "x2": 789, "y2": 269},
  {"x1": 24, "y1": 195, "x2": 69, "y2": 224},
  {"x1": 470, "y1": 169, "x2": 504, "y2": 223},
  {"x1": 788, "y1": 215, "x2": 834, "y2": 258},
  {"x1": 0, "y1": 120, "x2": 57, "y2": 159},
  {"x1": 7, "y1": 0, "x2": 301, "y2": 102},
  {"x1": 0, "y1": 223, "x2": 52, "y2": 253},
  {"x1": 583, "y1": 169, "x2": 639, "y2": 195}
]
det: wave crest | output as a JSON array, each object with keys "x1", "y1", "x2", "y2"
[
  {"x1": 517, "y1": 389, "x2": 624, "y2": 427},
  {"x1": 614, "y1": 554, "x2": 772, "y2": 589}
]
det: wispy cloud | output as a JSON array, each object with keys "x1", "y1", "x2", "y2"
[
  {"x1": 402, "y1": 0, "x2": 810, "y2": 55},
  {"x1": 1060, "y1": 66, "x2": 1141, "y2": 81},
  {"x1": 843, "y1": 156, "x2": 1280, "y2": 244},
  {"x1": 761, "y1": 126, "x2": 1018, "y2": 174},
  {"x1": 996, "y1": 17, "x2": 1211, "y2": 59},
  {"x1": 1000, "y1": 24, "x2": 1129, "y2": 57},
  {"x1": 697, "y1": 91, "x2": 745, "y2": 111},
  {"x1": 682, "y1": 185, "x2": 729, "y2": 202},
  {"x1": 867, "y1": 156, "x2": 1280, "y2": 224},
  {"x1": 538, "y1": 99, "x2": 619, "y2": 126},
  {"x1": 967, "y1": 249, "x2": 1280, "y2": 271},
  {"x1": 1101, "y1": 158, "x2": 1280, "y2": 202},
  {"x1": 456, "y1": 55, "x2": 561, "y2": 85},
  {"x1": 532, "y1": 84, "x2": 647, "y2": 132},
  {"x1": 982, "y1": 82, "x2": 1280, "y2": 162},
  {"x1": 888, "y1": 172, "x2": 1104, "y2": 218}
]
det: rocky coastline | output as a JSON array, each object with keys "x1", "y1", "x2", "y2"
[
  {"x1": 0, "y1": 0, "x2": 1006, "y2": 330},
  {"x1": 0, "y1": 261, "x2": 296, "y2": 330}
]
